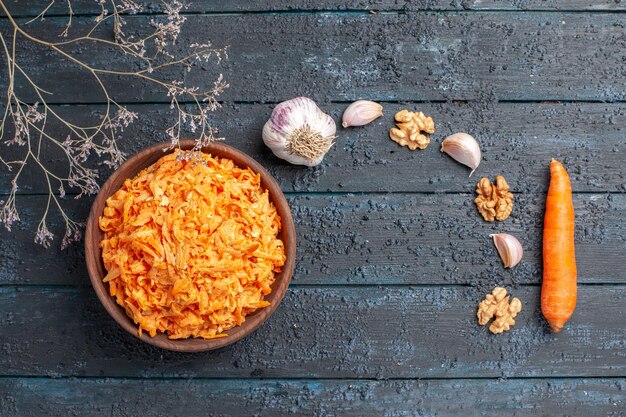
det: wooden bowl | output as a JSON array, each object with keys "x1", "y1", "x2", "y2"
[{"x1": 85, "y1": 140, "x2": 296, "y2": 352}]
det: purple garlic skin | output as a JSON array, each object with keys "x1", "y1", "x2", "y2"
[
  {"x1": 342, "y1": 100, "x2": 383, "y2": 128},
  {"x1": 263, "y1": 97, "x2": 336, "y2": 166}
]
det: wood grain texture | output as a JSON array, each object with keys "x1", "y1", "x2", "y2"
[
  {"x1": 0, "y1": 3, "x2": 624, "y2": 413},
  {"x1": 4, "y1": 13, "x2": 626, "y2": 103},
  {"x1": 1, "y1": 102, "x2": 624, "y2": 195},
  {"x1": 1, "y1": 192, "x2": 624, "y2": 286},
  {"x1": 3, "y1": 0, "x2": 626, "y2": 15},
  {"x1": 1, "y1": 377, "x2": 624, "y2": 417},
  {"x1": 1, "y1": 286, "x2": 625, "y2": 379}
]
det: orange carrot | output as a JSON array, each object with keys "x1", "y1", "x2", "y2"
[{"x1": 541, "y1": 159, "x2": 577, "y2": 333}]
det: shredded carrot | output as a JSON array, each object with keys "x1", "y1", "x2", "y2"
[{"x1": 99, "y1": 151, "x2": 286, "y2": 339}]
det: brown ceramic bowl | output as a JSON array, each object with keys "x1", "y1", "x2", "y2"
[{"x1": 85, "y1": 140, "x2": 296, "y2": 352}]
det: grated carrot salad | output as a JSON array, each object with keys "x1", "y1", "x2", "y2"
[{"x1": 99, "y1": 151, "x2": 286, "y2": 339}]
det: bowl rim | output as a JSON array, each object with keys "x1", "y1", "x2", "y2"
[{"x1": 85, "y1": 140, "x2": 296, "y2": 352}]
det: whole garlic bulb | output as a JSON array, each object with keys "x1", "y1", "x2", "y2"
[{"x1": 263, "y1": 97, "x2": 336, "y2": 167}]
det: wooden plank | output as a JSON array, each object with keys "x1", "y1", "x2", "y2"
[
  {"x1": 0, "y1": 196, "x2": 87, "y2": 286},
  {"x1": 1, "y1": 377, "x2": 624, "y2": 416},
  {"x1": 1, "y1": 193, "x2": 623, "y2": 286},
  {"x1": 3, "y1": 0, "x2": 625, "y2": 16},
  {"x1": 4, "y1": 13, "x2": 626, "y2": 103},
  {"x1": 1, "y1": 286, "x2": 625, "y2": 378},
  {"x1": 1, "y1": 102, "x2": 624, "y2": 195}
]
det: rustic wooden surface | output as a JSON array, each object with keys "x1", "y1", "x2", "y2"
[{"x1": 1, "y1": 1, "x2": 625, "y2": 416}]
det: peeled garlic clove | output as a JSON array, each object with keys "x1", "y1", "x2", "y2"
[
  {"x1": 342, "y1": 100, "x2": 383, "y2": 128},
  {"x1": 262, "y1": 97, "x2": 336, "y2": 167},
  {"x1": 490, "y1": 233, "x2": 523, "y2": 268},
  {"x1": 440, "y1": 132, "x2": 482, "y2": 176}
]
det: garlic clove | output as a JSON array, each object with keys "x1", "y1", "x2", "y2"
[
  {"x1": 262, "y1": 97, "x2": 336, "y2": 167},
  {"x1": 342, "y1": 100, "x2": 383, "y2": 128},
  {"x1": 490, "y1": 233, "x2": 523, "y2": 268},
  {"x1": 440, "y1": 132, "x2": 482, "y2": 176}
]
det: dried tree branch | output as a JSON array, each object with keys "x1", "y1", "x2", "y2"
[{"x1": 0, "y1": 0, "x2": 228, "y2": 248}]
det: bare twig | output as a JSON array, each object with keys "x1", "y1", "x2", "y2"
[
  {"x1": 0, "y1": 0, "x2": 227, "y2": 248},
  {"x1": 25, "y1": 1, "x2": 55, "y2": 25}
]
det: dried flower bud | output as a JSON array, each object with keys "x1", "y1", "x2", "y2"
[
  {"x1": 342, "y1": 100, "x2": 383, "y2": 128},
  {"x1": 440, "y1": 132, "x2": 482, "y2": 176},
  {"x1": 490, "y1": 233, "x2": 523, "y2": 268}
]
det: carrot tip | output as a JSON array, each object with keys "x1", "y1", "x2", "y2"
[{"x1": 549, "y1": 323, "x2": 563, "y2": 333}]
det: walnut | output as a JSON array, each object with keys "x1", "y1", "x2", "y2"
[
  {"x1": 389, "y1": 109, "x2": 435, "y2": 150},
  {"x1": 474, "y1": 175, "x2": 513, "y2": 221},
  {"x1": 477, "y1": 287, "x2": 522, "y2": 334}
]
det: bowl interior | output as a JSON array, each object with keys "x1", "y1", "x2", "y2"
[{"x1": 85, "y1": 140, "x2": 296, "y2": 352}]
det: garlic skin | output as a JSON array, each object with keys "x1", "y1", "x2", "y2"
[
  {"x1": 490, "y1": 233, "x2": 523, "y2": 268},
  {"x1": 440, "y1": 132, "x2": 482, "y2": 176},
  {"x1": 342, "y1": 100, "x2": 383, "y2": 128},
  {"x1": 263, "y1": 97, "x2": 336, "y2": 167}
]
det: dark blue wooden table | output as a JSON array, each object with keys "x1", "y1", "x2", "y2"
[{"x1": 1, "y1": 1, "x2": 625, "y2": 415}]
